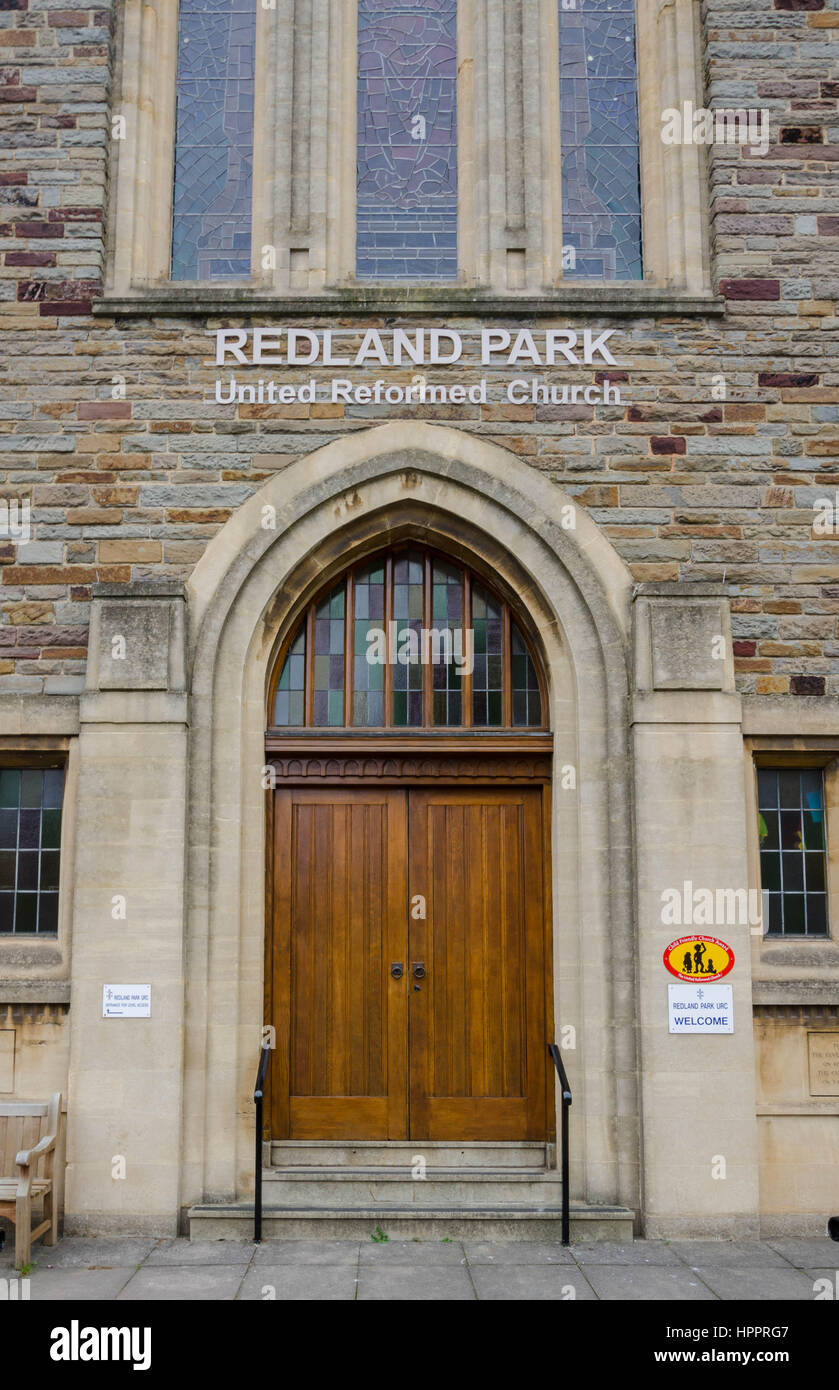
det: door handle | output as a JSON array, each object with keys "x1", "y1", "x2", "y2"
[
  {"x1": 412, "y1": 962, "x2": 426, "y2": 979},
  {"x1": 390, "y1": 963, "x2": 404, "y2": 980}
]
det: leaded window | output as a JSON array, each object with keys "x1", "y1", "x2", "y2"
[
  {"x1": 0, "y1": 767, "x2": 64, "y2": 935},
  {"x1": 356, "y1": 0, "x2": 458, "y2": 281},
  {"x1": 172, "y1": 0, "x2": 257, "y2": 281},
  {"x1": 559, "y1": 0, "x2": 642, "y2": 280},
  {"x1": 758, "y1": 768, "x2": 829, "y2": 937},
  {"x1": 268, "y1": 547, "x2": 546, "y2": 730}
]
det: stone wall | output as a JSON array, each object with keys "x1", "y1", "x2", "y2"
[{"x1": 0, "y1": 0, "x2": 836, "y2": 697}]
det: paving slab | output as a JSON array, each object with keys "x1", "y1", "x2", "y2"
[
  {"x1": 470, "y1": 1264, "x2": 597, "y2": 1300},
  {"x1": 21, "y1": 1238, "x2": 159, "y2": 1270},
  {"x1": 238, "y1": 1265, "x2": 358, "y2": 1301},
  {"x1": 463, "y1": 1239, "x2": 575, "y2": 1265},
  {"x1": 580, "y1": 1264, "x2": 718, "y2": 1300},
  {"x1": 116, "y1": 1265, "x2": 246, "y2": 1301},
  {"x1": 251, "y1": 1239, "x2": 361, "y2": 1266},
  {"x1": 671, "y1": 1240, "x2": 789, "y2": 1268},
  {"x1": 144, "y1": 1238, "x2": 255, "y2": 1266},
  {"x1": 766, "y1": 1238, "x2": 839, "y2": 1268},
  {"x1": 27, "y1": 1268, "x2": 136, "y2": 1301},
  {"x1": 569, "y1": 1240, "x2": 681, "y2": 1266},
  {"x1": 358, "y1": 1264, "x2": 475, "y2": 1300},
  {"x1": 358, "y1": 1238, "x2": 467, "y2": 1265},
  {"x1": 693, "y1": 1265, "x2": 821, "y2": 1301}
]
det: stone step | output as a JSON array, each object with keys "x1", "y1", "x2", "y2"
[
  {"x1": 268, "y1": 1140, "x2": 549, "y2": 1169},
  {"x1": 188, "y1": 1202, "x2": 635, "y2": 1243},
  {"x1": 261, "y1": 1166, "x2": 561, "y2": 1207}
]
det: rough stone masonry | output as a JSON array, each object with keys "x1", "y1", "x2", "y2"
[{"x1": 0, "y1": 0, "x2": 837, "y2": 698}]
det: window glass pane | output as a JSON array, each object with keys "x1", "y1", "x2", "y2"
[
  {"x1": 273, "y1": 626, "x2": 306, "y2": 726},
  {"x1": 0, "y1": 766, "x2": 63, "y2": 936},
  {"x1": 353, "y1": 561, "x2": 386, "y2": 726},
  {"x1": 313, "y1": 583, "x2": 346, "y2": 727},
  {"x1": 471, "y1": 583, "x2": 503, "y2": 727},
  {"x1": 172, "y1": 0, "x2": 256, "y2": 281},
  {"x1": 392, "y1": 551, "x2": 424, "y2": 727},
  {"x1": 431, "y1": 560, "x2": 463, "y2": 726},
  {"x1": 559, "y1": 0, "x2": 642, "y2": 281},
  {"x1": 357, "y1": 0, "x2": 458, "y2": 280},
  {"x1": 760, "y1": 767, "x2": 828, "y2": 936},
  {"x1": 511, "y1": 624, "x2": 542, "y2": 727}
]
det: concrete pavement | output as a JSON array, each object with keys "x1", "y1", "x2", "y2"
[{"x1": 1, "y1": 1234, "x2": 837, "y2": 1300}]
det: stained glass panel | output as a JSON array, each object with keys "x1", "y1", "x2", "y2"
[
  {"x1": 393, "y1": 551, "x2": 424, "y2": 727},
  {"x1": 273, "y1": 626, "x2": 306, "y2": 727},
  {"x1": 357, "y1": 0, "x2": 458, "y2": 280},
  {"x1": 559, "y1": 0, "x2": 642, "y2": 281},
  {"x1": 511, "y1": 625, "x2": 541, "y2": 728},
  {"x1": 431, "y1": 559, "x2": 463, "y2": 726},
  {"x1": 472, "y1": 583, "x2": 503, "y2": 727},
  {"x1": 0, "y1": 767, "x2": 63, "y2": 935},
  {"x1": 353, "y1": 560, "x2": 386, "y2": 726},
  {"x1": 172, "y1": 0, "x2": 256, "y2": 281},
  {"x1": 313, "y1": 583, "x2": 346, "y2": 727}
]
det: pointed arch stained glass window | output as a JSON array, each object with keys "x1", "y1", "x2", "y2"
[{"x1": 269, "y1": 547, "x2": 546, "y2": 730}]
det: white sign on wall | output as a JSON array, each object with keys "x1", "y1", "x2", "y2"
[
  {"x1": 668, "y1": 984, "x2": 733, "y2": 1034},
  {"x1": 102, "y1": 984, "x2": 151, "y2": 1019}
]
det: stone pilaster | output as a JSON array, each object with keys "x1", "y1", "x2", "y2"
[
  {"x1": 64, "y1": 584, "x2": 188, "y2": 1234},
  {"x1": 632, "y1": 583, "x2": 761, "y2": 1238}
]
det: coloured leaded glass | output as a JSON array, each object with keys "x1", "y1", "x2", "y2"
[
  {"x1": 0, "y1": 767, "x2": 64, "y2": 935},
  {"x1": 357, "y1": 0, "x2": 458, "y2": 280},
  {"x1": 511, "y1": 624, "x2": 541, "y2": 727},
  {"x1": 559, "y1": 0, "x2": 642, "y2": 281},
  {"x1": 431, "y1": 559, "x2": 462, "y2": 726},
  {"x1": 172, "y1": 0, "x2": 256, "y2": 281},
  {"x1": 353, "y1": 560, "x2": 386, "y2": 726},
  {"x1": 392, "y1": 551, "x2": 424, "y2": 726},
  {"x1": 313, "y1": 583, "x2": 346, "y2": 728},
  {"x1": 273, "y1": 626, "x2": 306, "y2": 727},
  {"x1": 758, "y1": 767, "x2": 829, "y2": 936},
  {"x1": 472, "y1": 582, "x2": 503, "y2": 727}
]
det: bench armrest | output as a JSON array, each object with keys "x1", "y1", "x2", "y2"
[{"x1": 15, "y1": 1132, "x2": 57, "y2": 1168}]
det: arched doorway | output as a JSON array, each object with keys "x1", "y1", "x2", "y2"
[{"x1": 264, "y1": 542, "x2": 554, "y2": 1143}]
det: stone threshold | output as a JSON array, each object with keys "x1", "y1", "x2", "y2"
[{"x1": 93, "y1": 289, "x2": 726, "y2": 319}]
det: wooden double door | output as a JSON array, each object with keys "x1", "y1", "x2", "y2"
[{"x1": 267, "y1": 779, "x2": 552, "y2": 1142}]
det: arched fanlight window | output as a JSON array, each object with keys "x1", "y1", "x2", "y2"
[{"x1": 268, "y1": 547, "x2": 546, "y2": 730}]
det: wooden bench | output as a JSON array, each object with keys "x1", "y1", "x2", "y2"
[{"x1": 0, "y1": 1093, "x2": 62, "y2": 1268}]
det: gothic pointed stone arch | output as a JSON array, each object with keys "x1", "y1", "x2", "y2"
[{"x1": 180, "y1": 422, "x2": 639, "y2": 1225}]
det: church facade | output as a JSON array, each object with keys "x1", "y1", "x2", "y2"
[{"x1": 0, "y1": 0, "x2": 838, "y2": 1240}]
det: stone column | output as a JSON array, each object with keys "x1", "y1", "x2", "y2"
[
  {"x1": 64, "y1": 584, "x2": 188, "y2": 1235},
  {"x1": 632, "y1": 583, "x2": 761, "y2": 1238}
]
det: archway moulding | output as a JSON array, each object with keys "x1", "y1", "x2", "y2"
[{"x1": 187, "y1": 421, "x2": 634, "y2": 665}]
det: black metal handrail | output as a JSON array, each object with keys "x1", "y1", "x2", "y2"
[
  {"x1": 253, "y1": 1040, "x2": 271, "y2": 1243},
  {"x1": 548, "y1": 1043, "x2": 572, "y2": 1246}
]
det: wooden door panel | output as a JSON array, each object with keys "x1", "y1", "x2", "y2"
[
  {"x1": 270, "y1": 788, "x2": 408, "y2": 1139},
  {"x1": 408, "y1": 788, "x2": 548, "y2": 1140}
]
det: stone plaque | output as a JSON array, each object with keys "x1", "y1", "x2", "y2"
[
  {"x1": 650, "y1": 602, "x2": 725, "y2": 690},
  {"x1": 807, "y1": 1032, "x2": 839, "y2": 1097},
  {"x1": 98, "y1": 601, "x2": 171, "y2": 690}
]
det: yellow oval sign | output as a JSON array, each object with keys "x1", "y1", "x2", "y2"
[{"x1": 663, "y1": 936, "x2": 735, "y2": 983}]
